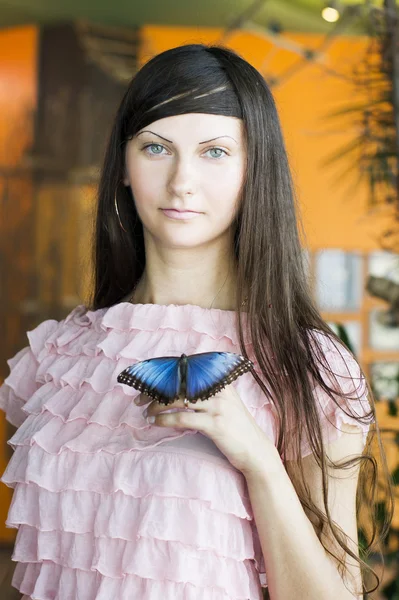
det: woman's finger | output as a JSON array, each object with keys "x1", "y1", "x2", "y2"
[
  {"x1": 143, "y1": 396, "x2": 212, "y2": 418},
  {"x1": 149, "y1": 410, "x2": 212, "y2": 432},
  {"x1": 135, "y1": 393, "x2": 212, "y2": 411},
  {"x1": 134, "y1": 392, "x2": 182, "y2": 407}
]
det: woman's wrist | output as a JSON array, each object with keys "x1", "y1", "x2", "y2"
[{"x1": 241, "y1": 439, "x2": 285, "y2": 483}]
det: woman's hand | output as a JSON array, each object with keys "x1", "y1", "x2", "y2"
[{"x1": 134, "y1": 384, "x2": 281, "y2": 478}]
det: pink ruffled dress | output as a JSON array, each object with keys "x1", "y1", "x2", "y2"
[{"x1": 0, "y1": 302, "x2": 373, "y2": 600}]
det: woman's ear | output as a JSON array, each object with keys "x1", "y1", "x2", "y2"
[{"x1": 122, "y1": 165, "x2": 130, "y2": 187}]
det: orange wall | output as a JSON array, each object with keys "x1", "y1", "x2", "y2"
[
  {"x1": 140, "y1": 25, "x2": 390, "y2": 252},
  {"x1": 0, "y1": 25, "x2": 38, "y2": 542}
]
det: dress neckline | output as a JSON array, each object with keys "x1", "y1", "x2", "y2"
[
  {"x1": 64, "y1": 301, "x2": 252, "y2": 349},
  {"x1": 120, "y1": 301, "x2": 245, "y2": 316}
]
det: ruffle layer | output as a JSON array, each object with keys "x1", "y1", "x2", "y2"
[
  {"x1": 297, "y1": 398, "x2": 372, "y2": 458},
  {"x1": 4, "y1": 347, "x2": 40, "y2": 399},
  {"x1": 22, "y1": 382, "x2": 144, "y2": 428},
  {"x1": 7, "y1": 405, "x2": 199, "y2": 453},
  {"x1": 36, "y1": 302, "x2": 253, "y2": 360},
  {"x1": 310, "y1": 330, "x2": 372, "y2": 444},
  {"x1": 0, "y1": 347, "x2": 41, "y2": 427},
  {"x1": 12, "y1": 524, "x2": 261, "y2": 599},
  {"x1": 0, "y1": 385, "x2": 28, "y2": 429},
  {"x1": 101, "y1": 302, "x2": 253, "y2": 346},
  {"x1": 36, "y1": 328, "x2": 240, "y2": 370},
  {"x1": 1, "y1": 443, "x2": 253, "y2": 519},
  {"x1": 14, "y1": 560, "x2": 263, "y2": 600},
  {"x1": 6, "y1": 482, "x2": 255, "y2": 563}
]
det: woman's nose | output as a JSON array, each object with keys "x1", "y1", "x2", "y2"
[{"x1": 167, "y1": 157, "x2": 197, "y2": 198}]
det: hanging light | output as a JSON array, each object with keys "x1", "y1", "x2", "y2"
[{"x1": 322, "y1": 2, "x2": 340, "y2": 23}]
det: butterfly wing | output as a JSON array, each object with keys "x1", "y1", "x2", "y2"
[
  {"x1": 185, "y1": 351, "x2": 253, "y2": 402},
  {"x1": 117, "y1": 356, "x2": 181, "y2": 405}
]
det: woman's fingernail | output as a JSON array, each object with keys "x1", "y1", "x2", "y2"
[
  {"x1": 134, "y1": 397, "x2": 140, "y2": 405},
  {"x1": 147, "y1": 416, "x2": 155, "y2": 424},
  {"x1": 142, "y1": 408, "x2": 148, "y2": 418}
]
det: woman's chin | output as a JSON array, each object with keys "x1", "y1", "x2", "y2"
[{"x1": 159, "y1": 233, "x2": 214, "y2": 249}]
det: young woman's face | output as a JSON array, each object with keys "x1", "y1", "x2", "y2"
[{"x1": 123, "y1": 113, "x2": 246, "y2": 250}]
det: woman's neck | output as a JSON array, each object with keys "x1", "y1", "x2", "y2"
[
  {"x1": 124, "y1": 234, "x2": 245, "y2": 311},
  {"x1": 129, "y1": 270, "x2": 240, "y2": 311}
]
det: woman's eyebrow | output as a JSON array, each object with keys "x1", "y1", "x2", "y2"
[
  {"x1": 199, "y1": 135, "x2": 237, "y2": 145},
  {"x1": 136, "y1": 130, "x2": 237, "y2": 144}
]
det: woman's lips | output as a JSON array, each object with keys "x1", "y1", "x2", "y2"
[{"x1": 161, "y1": 209, "x2": 202, "y2": 220}]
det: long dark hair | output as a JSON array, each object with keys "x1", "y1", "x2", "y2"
[{"x1": 90, "y1": 43, "x2": 393, "y2": 597}]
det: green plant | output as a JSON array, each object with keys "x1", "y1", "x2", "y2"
[{"x1": 318, "y1": 3, "x2": 399, "y2": 589}]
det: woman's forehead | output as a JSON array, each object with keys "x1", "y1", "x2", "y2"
[{"x1": 136, "y1": 113, "x2": 244, "y2": 140}]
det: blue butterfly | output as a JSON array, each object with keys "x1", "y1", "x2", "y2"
[{"x1": 117, "y1": 351, "x2": 253, "y2": 406}]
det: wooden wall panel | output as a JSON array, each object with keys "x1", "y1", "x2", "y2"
[
  {"x1": 0, "y1": 26, "x2": 38, "y2": 543},
  {"x1": 0, "y1": 22, "x2": 138, "y2": 544}
]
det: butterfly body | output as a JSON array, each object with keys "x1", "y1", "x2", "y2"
[{"x1": 117, "y1": 351, "x2": 253, "y2": 406}]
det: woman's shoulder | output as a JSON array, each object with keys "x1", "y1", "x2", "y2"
[{"x1": 24, "y1": 304, "x2": 104, "y2": 362}]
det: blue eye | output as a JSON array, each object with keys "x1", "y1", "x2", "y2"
[
  {"x1": 206, "y1": 147, "x2": 227, "y2": 159},
  {"x1": 143, "y1": 143, "x2": 165, "y2": 155}
]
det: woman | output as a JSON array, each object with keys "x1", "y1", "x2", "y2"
[{"x1": 0, "y1": 43, "x2": 393, "y2": 599}]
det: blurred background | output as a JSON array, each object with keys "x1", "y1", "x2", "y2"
[{"x1": 0, "y1": 0, "x2": 398, "y2": 598}]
